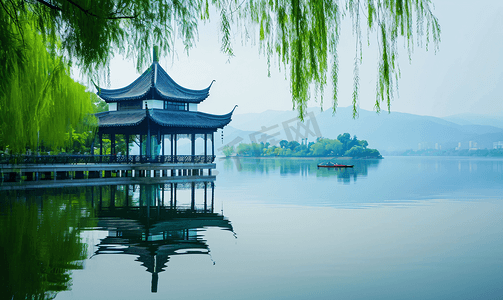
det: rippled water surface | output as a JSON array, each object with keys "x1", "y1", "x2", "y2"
[{"x1": 1, "y1": 156, "x2": 503, "y2": 300}]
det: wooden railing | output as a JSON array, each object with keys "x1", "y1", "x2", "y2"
[{"x1": 0, "y1": 155, "x2": 216, "y2": 165}]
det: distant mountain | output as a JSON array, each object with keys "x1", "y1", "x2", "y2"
[
  {"x1": 219, "y1": 107, "x2": 503, "y2": 153},
  {"x1": 228, "y1": 107, "x2": 319, "y2": 131},
  {"x1": 443, "y1": 113, "x2": 503, "y2": 129}
]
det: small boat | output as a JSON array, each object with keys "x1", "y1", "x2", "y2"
[{"x1": 317, "y1": 162, "x2": 354, "y2": 168}]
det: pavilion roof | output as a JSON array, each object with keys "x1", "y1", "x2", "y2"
[
  {"x1": 96, "y1": 62, "x2": 214, "y2": 103},
  {"x1": 95, "y1": 107, "x2": 236, "y2": 130}
]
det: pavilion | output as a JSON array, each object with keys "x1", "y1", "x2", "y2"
[{"x1": 95, "y1": 47, "x2": 235, "y2": 165}]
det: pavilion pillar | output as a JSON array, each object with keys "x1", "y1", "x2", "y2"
[
  {"x1": 111, "y1": 134, "x2": 116, "y2": 155},
  {"x1": 174, "y1": 134, "x2": 177, "y2": 163},
  {"x1": 161, "y1": 185, "x2": 165, "y2": 206},
  {"x1": 146, "y1": 185, "x2": 150, "y2": 219},
  {"x1": 211, "y1": 182, "x2": 214, "y2": 213},
  {"x1": 210, "y1": 133, "x2": 214, "y2": 175},
  {"x1": 125, "y1": 184, "x2": 130, "y2": 206},
  {"x1": 90, "y1": 135, "x2": 95, "y2": 156},
  {"x1": 170, "y1": 183, "x2": 174, "y2": 208},
  {"x1": 204, "y1": 133, "x2": 208, "y2": 163},
  {"x1": 170, "y1": 134, "x2": 174, "y2": 164},
  {"x1": 157, "y1": 128, "x2": 161, "y2": 160},
  {"x1": 126, "y1": 135, "x2": 130, "y2": 161},
  {"x1": 174, "y1": 183, "x2": 177, "y2": 207},
  {"x1": 191, "y1": 182, "x2": 195, "y2": 210},
  {"x1": 211, "y1": 133, "x2": 214, "y2": 157},
  {"x1": 162, "y1": 134, "x2": 165, "y2": 156},
  {"x1": 99, "y1": 133, "x2": 103, "y2": 162},
  {"x1": 139, "y1": 134, "x2": 143, "y2": 156},
  {"x1": 99, "y1": 133, "x2": 103, "y2": 155},
  {"x1": 147, "y1": 118, "x2": 151, "y2": 159},
  {"x1": 191, "y1": 133, "x2": 195, "y2": 163},
  {"x1": 204, "y1": 182, "x2": 207, "y2": 211}
]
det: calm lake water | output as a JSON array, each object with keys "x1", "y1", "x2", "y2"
[{"x1": 1, "y1": 156, "x2": 503, "y2": 300}]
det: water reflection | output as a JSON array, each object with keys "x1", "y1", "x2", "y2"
[
  {"x1": 0, "y1": 188, "x2": 93, "y2": 300},
  {"x1": 0, "y1": 178, "x2": 234, "y2": 298},
  {"x1": 89, "y1": 182, "x2": 234, "y2": 293},
  {"x1": 221, "y1": 157, "x2": 381, "y2": 182}
]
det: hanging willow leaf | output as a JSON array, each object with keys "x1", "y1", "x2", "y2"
[
  {"x1": 0, "y1": 0, "x2": 440, "y2": 153},
  {"x1": 0, "y1": 16, "x2": 94, "y2": 153}
]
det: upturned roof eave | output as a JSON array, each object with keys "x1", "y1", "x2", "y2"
[
  {"x1": 96, "y1": 62, "x2": 214, "y2": 103},
  {"x1": 94, "y1": 110, "x2": 147, "y2": 127},
  {"x1": 148, "y1": 108, "x2": 235, "y2": 129},
  {"x1": 95, "y1": 107, "x2": 236, "y2": 129}
]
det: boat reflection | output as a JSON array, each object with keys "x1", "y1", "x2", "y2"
[{"x1": 89, "y1": 181, "x2": 234, "y2": 293}]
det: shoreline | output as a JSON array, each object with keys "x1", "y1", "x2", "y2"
[{"x1": 218, "y1": 156, "x2": 382, "y2": 160}]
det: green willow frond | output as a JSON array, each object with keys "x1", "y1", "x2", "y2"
[
  {"x1": 0, "y1": 0, "x2": 440, "y2": 141},
  {"x1": 232, "y1": 0, "x2": 439, "y2": 119},
  {"x1": 0, "y1": 16, "x2": 94, "y2": 153},
  {"x1": 220, "y1": 6, "x2": 235, "y2": 58}
]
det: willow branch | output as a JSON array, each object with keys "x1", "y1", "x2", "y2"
[
  {"x1": 4, "y1": 0, "x2": 25, "y2": 44},
  {"x1": 65, "y1": 0, "x2": 138, "y2": 19},
  {"x1": 34, "y1": 0, "x2": 137, "y2": 19},
  {"x1": 33, "y1": 0, "x2": 62, "y2": 11}
]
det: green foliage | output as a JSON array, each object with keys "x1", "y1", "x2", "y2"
[
  {"x1": 92, "y1": 94, "x2": 109, "y2": 113},
  {"x1": 0, "y1": 190, "x2": 93, "y2": 299},
  {"x1": 0, "y1": 16, "x2": 95, "y2": 153},
  {"x1": 64, "y1": 128, "x2": 93, "y2": 154},
  {"x1": 359, "y1": 139, "x2": 368, "y2": 149},
  {"x1": 287, "y1": 140, "x2": 300, "y2": 150},
  {"x1": 237, "y1": 142, "x2": 264, "y2": 156},
  {"x1": 222, "y1": 145, "x2": 235, "y2": 157},
  {"x1": 1, "y1": 0, "x2": 440, "y2": 125},
  {"x1": 236, "y1": 0, "x2": 440, "y2": 118},
  {"x1": 235, "y1": 134, "x2": 382, "y2": 158}
]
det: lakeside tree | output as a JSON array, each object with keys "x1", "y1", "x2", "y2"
[
  {"x1": 1, "y1": 0, "x2": 440, "y2": 152},
  {"x1": 222, "y1": 145, "x2": 235, "y2": 157},
  {"x1": 233, "y1": 134, "x2": 382, "y2": 158},
  {"x1": 0, "y1": 17, "x2": 94, "y2": 153}
]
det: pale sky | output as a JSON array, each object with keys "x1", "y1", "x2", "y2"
[{"x1": 104, "y1": 0, "x2": 503, "y2": 118}]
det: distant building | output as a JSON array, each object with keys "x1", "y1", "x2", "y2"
[
  {"x1": 418, "y1": 142, "x2": 430, "y2": 150},
  {"x1": 469, "y1": 141, "x2": 478, "y2": 151},
  {"x1": 494, "y1": 141, "x2": 503, "y2": 149}
]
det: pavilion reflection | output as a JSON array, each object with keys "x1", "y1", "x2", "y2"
[{"x1": 89, "y1": 180, "x2": 234, "y2": 293}]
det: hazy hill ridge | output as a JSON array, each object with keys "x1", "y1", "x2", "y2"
[{"x1": 217, "y1": 107, "x2": 503, "y2": 153}]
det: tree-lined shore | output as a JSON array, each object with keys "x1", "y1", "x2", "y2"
[{"x1": 223, "y1": 133, "x2": 382, "y2": 158}]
